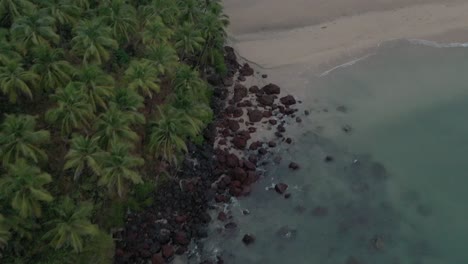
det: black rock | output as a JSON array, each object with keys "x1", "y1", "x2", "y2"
[{"x1": 242, "y1": 234, "x2": 256, "y2": 245}]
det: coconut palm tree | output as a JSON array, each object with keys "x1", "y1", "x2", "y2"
[
  {"x1": 0, "y1": 114, "x2": 50, "y2": 165},
  {"x1": 71, "y1": 18, "x2": 118, "y2": 65},
  {"x1": 98, "y1": 141, "x2": 143, "y2": 197},
  {"x1": 124, "y1": 59, "x2": 160, "y2": 98},
  {"x1": 0, "y1": 159, "x2": 53, "y2": 218},
  {"x1": 64, "y1": 135, "x2": 103, "y2": 181},
  {"x1": 111, "y1": 87, "x2": 145, "y2": 125},
  {"x1": 145, "y1": 44, "x2": 179, "y2": 76},
  {"x1": 10, "y1": 11, "x2": 60, "y2": 52},
  {"x1": 0, "y1": 60, "x2": 39, "y2": 103},
  {"x1": 40, "y1": 0, "x2": 82, "y2": 26},
  {"x1": 198, "y1": 12, "x2": 228, "y2": 67},
  {"x1": 0, "y1": 0, "x2": 35, "y2": 27},
  {"x1": 173, "y1": 22, "x2": 204, "y2": 59},
  {"x1": 31, "y1": 45, "x2": 75, "y2": 92},
  {"x1": 139, "y1": 0, "x2": 180, "y2": 27},
  {"x1": 99, "y1": 0, "x2": 137, "y2": 42},
  {"x1": 42, "y1": 196, "x2": 98, "y2": 253},
  {"x1": 173, "y1": 64, "x2": 205, "y2": 99},
  {"x1": 141, "y1": 16, "x2": 172, "y2": 46},
  {"x1": 177, "y1": 0, "x2": 201, "y2": 23},
  {"x1": 75, "y1": 64, "x2": 115, "y2": 111},
  {"x1": 149, "y1": 107, "x2": 197, "y2": 165},
  {"x1": 171, "y1": 93, "x2": 212, "y2": 133},
  {"x1": 94, "y1": 105, "x2": 139, "y2": 149},
  {"x1": 0, "y1": 40, "x2": 21, "y2": 65},
  {"x1": 0, "y1": 214, "x2": 10, "y2": 247},
  {"x1": 45, "y1": 82, "x2": 95, "y2": 137}
]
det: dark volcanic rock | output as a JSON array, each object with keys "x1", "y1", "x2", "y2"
[
  {"x1": 285, "y1": 138, "x2": 292, "y2": 144},
  {"x1": 225, "y1": 222, "x2": 237, "y2": 229},
  {"x1": 296, "y1": 117, "x2": 302, "y2": 123},
  {"x1": 242, "y1": 234, "x2": 256, "y2": 245},
  {"x1": 274, "y1": 183, "x2": 288, "y2": 194},
  {"x1": 237, "y1": 75, "x2": 246, "y2": 82},
  {"x1": 324, "y1": 156, "x2": 334, "y2": 162},
  {"x1": 174, "y1": 231, "x2": 190, "y2": 246},
  {"x1": 268, "y1": 141, "x2": 277, "y2": 148},
  {"x1": 249, "y1": 85, "x2": 260, "y2": 93},
  {"x1": 217, "y1": 212, "x2": 227, "y2": 222},
  {"x1": 233, "y1": 84, "x2": 248, "y2": 102},
  {"x1": 222, "y1": 77, "x2": 234, "y2": 87},
  {"x1": 227, "y1": 119, "x2": 240, "y2": 132},
  {"x1": 249, "y1": 141, "x2": 262, "y2": 150},
  {"x1": 248, "y1": 109, "x2": 263, "y2": 122},
  {"x1": 262, "y1": 83, "x2": 281, "y2": 95},
  {"x1": 304, "y1": 110, "x2": 310, "y2": 116},
  {"x1": 151, "y1": 254, "x2": 165, "y2": 264},
  {"x1": 269, "y1": 119, "x2": 277, "y2": 125},
  {"x1": 262, "y1": 74, "x2": 268, "y2": 78},
  {"x1": 232, "y1": 108, "x2": 243, "y2": 118},
  {"x1": 157, "y1": 229, "x2": 171, "y2": 244},
  {"x1": 280, "y1": 95, "x2": 296, "y2": 106},
  {"x1": 226, "y1": 153, "x2": 239, "y2": 168},
  {"x1": 161, "y1": 244, "x2": 174, "y2": 258},
  {"x1": 240, "y1": 63, "x2": 254, "y2": 76},
  {"x1": 289, "y1": 162, "x2": 300, "y2": 170},
  {"x1": 257, "y1": 95, "x2": 275, "y2": 106},
  {"x1": 277, "y1": 125, "x2": 286, "y2": 133}
]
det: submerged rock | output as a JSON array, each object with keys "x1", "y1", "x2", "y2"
[
  {"x1": 289, "y1": 162, "x2": 300, "y2": 170},
  {"x1": 280, "y1": 95, "x2": 296, "y2": 106},
  {"x1": 242, "y1": 234, "x2": 256, "y2": 245},
  {"x1": 275, "y1": 183, "x2": 288, "y2": 194}
]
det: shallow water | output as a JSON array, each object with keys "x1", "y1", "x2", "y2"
[{"x1": 198, "y1": 40, "x2": 468, "y2": 263}]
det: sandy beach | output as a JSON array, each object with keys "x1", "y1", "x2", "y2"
[{"x1": 224, "y1": 0, "x2": 468, "y2": 72}]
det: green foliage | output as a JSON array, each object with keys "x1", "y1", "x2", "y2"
[
  {"x1": 145, "y1": 43, "x2": 179, "y2": 75},
  {"x1": 98, "y1": 141, "x2": 144, "y2": 197},
  {"x1": 42, "y1": 196, "x2": 99, "y2": 252},
  {"x1": 174, "y1": 22, "x2": 204, "y2": 59},
  {"x1": 41, "y1": 0, "x2": 82, "y2": 26},
  {"x1": 0, "y1": 60, "x2": 39, "y2": 103},
  {"x1": 124, "y1": 59, "x2": 160, "y2": 98},
  {"x1": 45, "y1": 82, "x2": 95, "y2": 137},
  {"x1": 11, "y1": 11, "x2": 60, "y2": 51},
  {"x1": 99, "y1": 0, "x2": 137, "y2": 42},
  {"x1": 71, "y1": 19, "x2": 118, "y2": 64},
  {"x1": 31, "y1": 45, "x2": 74, "y2": 92},
  {"x1": 0, "y1": 114, "x2": 50, "y2": 165},
  {"x1": 111, "y1": 87, "x2": 145, "y2": 125},
  {"x1": 0, "y1": 214, "x2": 11, "y2": 248},
  {"x1": 75, "y1": 230, "x2": 114, "y2": 264},
  {"x1": 141, "y1": 16, "x2": 172, "y2": 46},
  {"x1": 75, "y1": 64, "x2": 114, "y2": 111},
  {"x1": 94, "y1": 105, "x2": 139, "y2": 149},
  {"x1": 0, "y1": 159, "x2": 53, "y2": 218},
  {"x1": 0, "y1": 0, "x2": 35, "y2": 27},
  {"x1": 64, "y1": 135, "x2": 103, "y2": 181}
]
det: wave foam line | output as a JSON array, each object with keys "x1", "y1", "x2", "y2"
[
  {"x1": 408, "y1": 38, "x2": 468, "y2": 48},
  {"x1": 319, "y1": 53, "x2": 375, "y2": 77}
]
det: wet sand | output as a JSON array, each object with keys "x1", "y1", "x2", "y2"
[{"x1": 224, "y1": 0, "x2": 468, "y2": 72}]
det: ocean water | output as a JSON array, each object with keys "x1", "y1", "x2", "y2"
[{"x1": 197, "y1": 40, "x2": 468, "y2": 264}]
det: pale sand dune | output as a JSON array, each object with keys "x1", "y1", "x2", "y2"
[{"x1": 223, "y1": 0, "x2": 468, "y2": 72}]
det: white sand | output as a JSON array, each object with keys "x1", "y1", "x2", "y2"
[{"x1": 223, "y1": 0, "x2": 468, "y2": 72}]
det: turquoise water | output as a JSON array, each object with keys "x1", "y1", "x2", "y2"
[{"x1": 199, "y1": 41, "x2": 468, "y2": 263}]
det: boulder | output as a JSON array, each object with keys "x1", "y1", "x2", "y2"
[
  {"x1": 227, "y1": 119, "x2": 240, "y2": 132},
  {"x1": 269, "y1": 119, "x2": 277, "y2": 125},
  {"x1": 249, "y1": 85, "x2": 260, "y2": 93},
  {"x1": 240, "y1": 63, "x2": 254, "y2": 76},
  {"x1": 280, "y1": 95, "x2": 296, "y2": 106},
  {"x1": 262, "y1": 83, "x2": 281, "y2": 95},
  {"x1": 151, "y1": 254, "x2": 165, "y2": 264},
  {"x1": 257, "y1": 95, "x2": 275, "y2": 106},
  {"x1": 225, "y1": 222, "x2": 237, "y2": 229},
  {"x1": 226, "y1": 154, "x2": 239, "y2": 168},
  {"x1": 174, "y1": 231, "x2": 190, "y2": 246},
  {"x1": 268, "y1": 141, "x2": 277, "y2": 148},
  {"x1": 289, "y1": 162, "x2": 300, "y2": 170},
  {"x1": 242, "y1": 234, "x2": 256, "y2": 245},
  {"x1": 275, "y1": 183, "x2": 288, "y2": 194},
  {"x1": 161, "y1": 245, "x2": 174, "y2": 258},
  {"x1": 232, "y1": 108, "x2": 243, "y2": 118},
  {"x1": 238, "y1": 75, "x2": 246, "y2": 82},
  {"x1": 217, "y1": 212, "x2": 227, "y2": 222},
  {"x1": 248, "y1": 109, "x2": 263, "y2": 122},
  {"x1": 324, "y1": 156, "x2": 334, "y2": 162},
  {"x1": 249, "y1": 141, "x2": 262, "y2": 150},
  {"x1": 285, "y1": 138, "x2": 292, "y2": 144},
  {"x1": 233, "y1": 84, "x2": 248, "y2": 102}
]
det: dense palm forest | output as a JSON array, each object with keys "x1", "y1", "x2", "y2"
[{"x1": 0, "y1": 0, "x2": 228, "y2": 263}]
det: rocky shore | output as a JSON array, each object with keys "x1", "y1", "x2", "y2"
[{"x1": 114, "y1": 46, "x2": 303, "y2": 264}]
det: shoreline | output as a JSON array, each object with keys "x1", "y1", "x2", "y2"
[{"x1": 225, "y1": 1, "x2": 468, "y2": 74}]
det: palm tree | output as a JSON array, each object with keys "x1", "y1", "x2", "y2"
[
  {"x1": 99, "y1": 0, "x2": 137, "y2": 42},
  {"x1": 64, "y1": 135, "x2": 103, "y2": 181},
  {"x1": 98, "y1": 141, "x2": 143, "y2": 197},
  {"x1": 177, "y1": 0, "x2": 201, "y2": 23},
  {"x1": 172, "y1": 93, "x2": 212, "y2": 133},
  {"x1": 75, "y1": 65, "x2": 115, "y2": 111},
  {"x1": 42, "y1": 196, "x2": 99, "y2": 253},
  {"x1": 198, "y1": 12, "x2": 228, "y2": 66},
  {"x1": 145, "y1": 44, "x2": 179, "y2": 76},
  {"x1": 41, "y1": 0, "x2": 82, "y2": 26},
  {"x1": 149, "y1": 107, "x2": 197, "y2": 165},
  {"x1": 45, "y1": 82, "x2": 95, "y2": 137},
  {"x1": 71, "y1": 19, "x2": 118, "y2": 65},
  {"x1": 141, "y1": 16, "x2": 172, "y2": 46},
  {"x1": 0, "y1": 40, "x2": 21, "y2": 65},
  {"x1": 174, "y1": 22, "x2": 204, "y2": 59},
  {"x1": 0, "y1": 159, "x2": 53, "y2": 218},
  {"x1": 10, "y1": 11, "x2": 60, "y2": 52},
  {"x1": 0, "y1": 114, "x2": 50, "y2": 165},
  {"x1": 94, "y1": 106, "x2": 139, "y2": 149},
  {"x1": 0, "y1": 60, "x2": 39, "y2": 103},
  {"x1": 173, "y1": 64, "x2": 205, "y2": 99},
  {"x1": 0, "y1": 214, "x2": 10, "y2": 248},
  {"x1": 139, "y1": 0, "x2": 180, "y2": 27},
  {"x1": 0, "y1": 0, "x2": 35, "y2": 27},
  {"x1": 124, "y1": 59, "x2": 160, "y2": 98},
  {"x1": 31, "y1": 45, "x2": 75, "y2": 92},
  {"x1": 111, "y1": 87, "x2": 145, "y2": 125}
]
